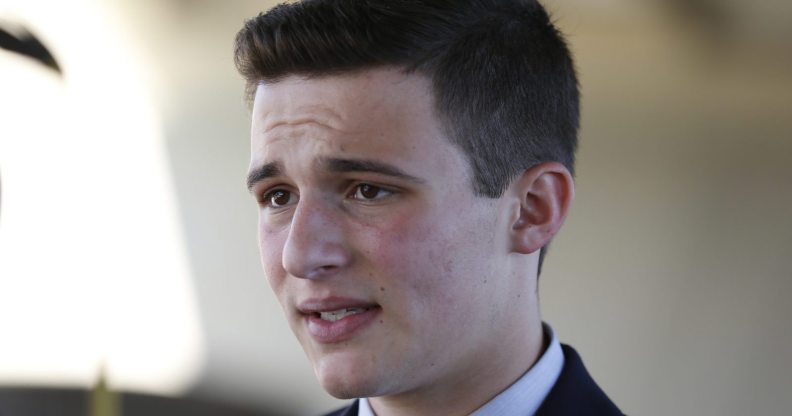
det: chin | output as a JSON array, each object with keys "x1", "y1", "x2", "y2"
[
  {"x1": 313, "y1": 350, "x2": 387, "y2": 399},
  {"x1": 318, "y1": 369, "x2": 379, "y2": 399},
  {"x1": 321, "y1": 381, "x2": 366, "y2": 400}
]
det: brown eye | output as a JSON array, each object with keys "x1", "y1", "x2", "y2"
[
  {"x1": 265, "y1": 189, "x2": 296, "y2": 208},
  {"x1": 353, "y1": 184, "x2": 392, "y2": 200}
]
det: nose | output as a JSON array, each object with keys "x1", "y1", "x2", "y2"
[{"x1": 282, "y1": 196, "x2": 352, "y2": 279}]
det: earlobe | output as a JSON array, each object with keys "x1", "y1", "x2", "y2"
[{"x1": 509, "y1": 162, "x2": 575, "y2": 254}]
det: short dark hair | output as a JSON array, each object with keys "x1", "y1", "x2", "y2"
[{"x1": 234, "y1": 0, "x2": 580, "y2": 274}]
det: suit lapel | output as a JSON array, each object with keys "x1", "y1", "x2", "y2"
[{"x1": 535, "y1": 344, "x2": 623, "y2": 416}]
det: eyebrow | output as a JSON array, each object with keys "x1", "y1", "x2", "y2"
[
  {"x1": 246, "y1": 157, "x2": 424, "y2": 192},
  {"x1": 322, "y1": 157, "x2": 425, "y2": 184},
  {"x1": 246, "y1": 162, "x2": 282, "y2": 192}
]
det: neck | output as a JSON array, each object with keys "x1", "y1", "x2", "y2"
[{"x1": 369, "y1": 311, "x2": 545, "y2": 416}]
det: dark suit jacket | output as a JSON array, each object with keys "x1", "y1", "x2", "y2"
[{"x1": 323, "y1": 344, "x2": 623, "y2": 416}]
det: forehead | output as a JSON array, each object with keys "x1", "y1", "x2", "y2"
[
  {"x1": 251, "y1": 68, "x2": 432, "y2": 127},
  {"x1": 249, "y1": 68, "x2": 463, "y2": 173}
]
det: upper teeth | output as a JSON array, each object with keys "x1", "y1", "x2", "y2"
[{"x1": 319, "y1": 308, "x2": 368, "y2": 322}]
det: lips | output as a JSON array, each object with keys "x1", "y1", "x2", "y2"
[
  {"x1": 318, "y1": 307, "x2": 374, "y2": 322},
  {"x1": 298, "y1": 297, "x2": 381, "y2": 344}
]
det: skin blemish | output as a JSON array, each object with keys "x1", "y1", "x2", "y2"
[
  {"x1": 380, "y1": 286, "x2": 385, "y2": 291},
  {"x1": 379, "y1": 320, "x2": 384, "y2": 324}
]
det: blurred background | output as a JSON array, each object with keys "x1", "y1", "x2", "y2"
[{"x1": 0, "y1": 0, "x2": 790, "y2": 415}]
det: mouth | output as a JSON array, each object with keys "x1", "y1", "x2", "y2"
[
  {"x1": 298, "y1": 299, "x2": 382, "y2": 344},
  {"x1": 315, "y1": 306, "x2": 377, "y2": 322}
]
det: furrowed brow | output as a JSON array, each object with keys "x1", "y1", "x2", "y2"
[
  {"x1": 322, "y1": 157, "x2": 425, "y2": 184},
  {"x1": 246, "y1": 162, "x2": 282, "y2": 192}
]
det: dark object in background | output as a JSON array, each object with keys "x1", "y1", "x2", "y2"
[
  {"x1": 0, "y1": 387, "x2": 281, "y2": 416},
  {"x1": 0, "y1": 25, "x2": 61, "y2": 74}
]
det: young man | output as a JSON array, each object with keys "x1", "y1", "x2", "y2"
[{"x1": 236, "y1": 1, "x2": 623, "y2": 415}]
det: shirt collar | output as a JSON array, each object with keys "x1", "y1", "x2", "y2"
[{"x1": 358, "y1": 323, "x2": 564, "y2": 416}]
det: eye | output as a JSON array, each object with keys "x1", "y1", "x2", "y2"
[
  {"x1": 262, "y1": 189, "x2": 298, "y2": 208},
  {"x1": 351, "y1": 183, "x2": 393, "y2": 201}
]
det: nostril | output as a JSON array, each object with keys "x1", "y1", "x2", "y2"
[{"x1": 306, "y1": 264, "x2": 340, "y2": 279}]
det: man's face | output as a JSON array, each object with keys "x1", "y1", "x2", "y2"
[{"x1": 248, "y1": 69, "x2": 524, "y2": 399}]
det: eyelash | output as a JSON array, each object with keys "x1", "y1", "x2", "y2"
[
  {"x1": 349, "y1": 183, "x2": 395, "y2": 201},
  {"x1": 259, "y1": 183, "x2": 396, "y2": 209}
]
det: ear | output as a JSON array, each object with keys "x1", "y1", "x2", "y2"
[{"x1": 509, "y1": 162, "x2": 575, "y2": 254}]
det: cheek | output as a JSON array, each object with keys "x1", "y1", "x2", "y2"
[
  {"x1": 362, "y1": 211, "x2": 466, "y2": 311},
  {"x1": 375, "y1": 206, "x2": 498, "y2": 315},
  {"x1": 359, "y1": 211, "x2": 432, "y2": 267},
  {"x1": 258, "y1": 221, "x2": 287, "y2": 292}
]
